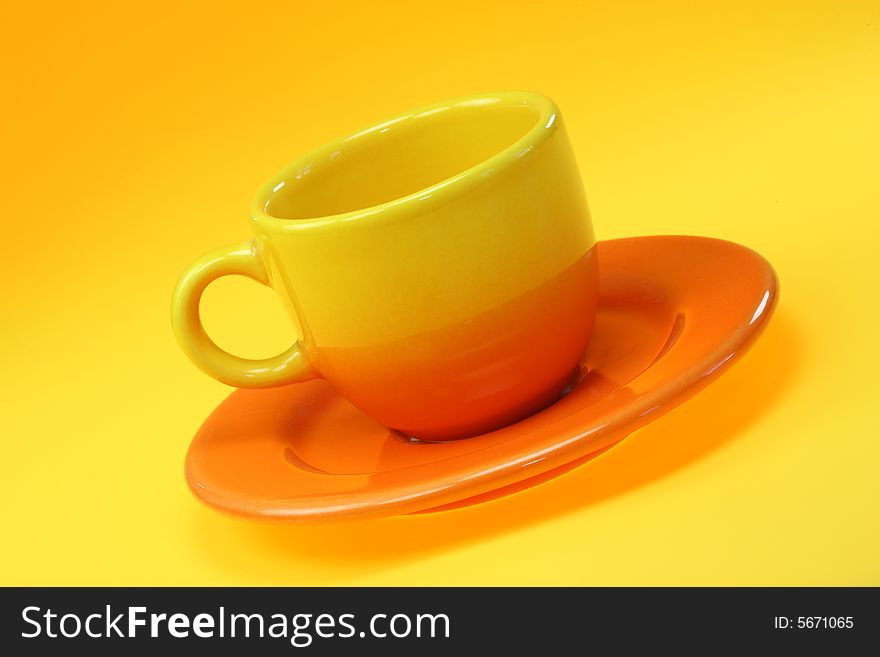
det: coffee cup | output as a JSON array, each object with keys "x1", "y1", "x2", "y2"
[{"x1": 172, "y1": 91, "x2": 598, "y2": 440}]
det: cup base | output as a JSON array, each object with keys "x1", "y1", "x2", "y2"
[{"x1": 390, "y1": 364, "x2": 586, "y2": 444}]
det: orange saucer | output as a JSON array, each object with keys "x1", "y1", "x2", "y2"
[{"x1": 185, "y1": 236, "x2": 777, "y2": 522}]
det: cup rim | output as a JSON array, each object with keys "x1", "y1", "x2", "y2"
[{"x1": 250, "y1": 91, "x2": 559, "y2": 232}]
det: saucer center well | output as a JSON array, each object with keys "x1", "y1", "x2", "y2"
[{"x1": 279, "y1": 273, "x2": 681, "y2": 476}]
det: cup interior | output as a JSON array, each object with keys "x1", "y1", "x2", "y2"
[{"x1": 261, "y1": 95, "x2": 549, "y2": 221}]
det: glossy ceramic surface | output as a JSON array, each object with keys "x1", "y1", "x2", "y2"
[
  {"x1": 172, "y1": 91, "x2": 598, "y2": 440},
  {"x1": 185, "y1": 236, "x2": 778, "y2": 522}
]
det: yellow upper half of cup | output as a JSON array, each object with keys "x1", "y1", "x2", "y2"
[{"x1": 247, "y1": 91, "x2": 595, "y2": 348}]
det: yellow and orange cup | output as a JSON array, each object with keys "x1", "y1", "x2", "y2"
[{"x1": 172, "y1": 91, "x2": 598, "y2": 440}]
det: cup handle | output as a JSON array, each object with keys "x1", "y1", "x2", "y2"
[{"x1": 171, "y1": 240, "x2": 316, "y2": 388}]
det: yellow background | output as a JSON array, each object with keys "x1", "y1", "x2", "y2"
[{"x1": 2, "y1": 1, "x2": 878, "y2": 585}]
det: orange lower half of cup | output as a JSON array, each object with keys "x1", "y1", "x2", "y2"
[{"x1": 314, "y1": 248, "x2": 599, "y2": 441}]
